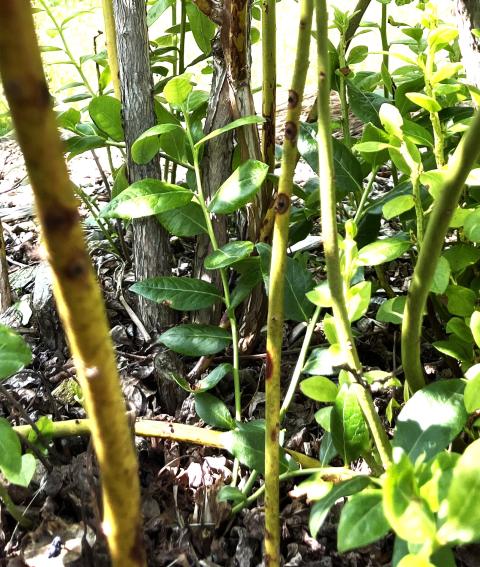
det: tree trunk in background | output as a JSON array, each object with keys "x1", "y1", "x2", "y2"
[
  {"x1": 113, "y1": 0, "x2": 175, "y2": 331},
  {"x1": 193, "y1": 34, "x2": 232, "y2": 325},
  {"x1": 0, "y1": 218, "x2": 12, "y2": 313},
  {"x1": 455, "y1": 0, "x2": 480, "y2": 92}
]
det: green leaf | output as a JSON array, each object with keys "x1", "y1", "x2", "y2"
[
  {"x1": 356, "y1": 238, "x2": 411, "y2": 267},
  {"x1": 402, "y1": 120, "x2": 434, "y2": 148},
  {"x1": 430, "y1": 256, "x2": 450, "y2": 294},
  {"x1": 379, "y1": 103, "x2": 403, "y2": 138},
  {"x1": 132, "y1": 124, "x2": 181, "y2": 164},
  {"x1": 257, "y1": 243, "x2": 314, "y2": 322},
  {"x1": 437, "y1": 438, "x2": 480, "y2": 544},
  {"x1": 208, "y1": 160, "x2": 268, "y2": 214},
  {"x1": 393, "y1": 380, "x2": 467, "y2": 462},
  {"x1": 0, "y1": 418, "x2": 22, "y2": 481},
  {"x1": 337, "y1": 490, "x2": 389, "y2": 552},
  {"x1": 64, "y1": 135, "x2": 106, "y2": 159},
  {"x1": 230, "y1": 264, "x2": 263, "y2": 310},
  {"x1": 347, "y1": 45, "x2": 368, "y2": 65},
  {"x1": 186, "y1": 1, "x2": 215, "y2": 54},
  {"x1": 431, "y1": 63, "x2": 463, "y2": 85},
  {"x1": 158, "y1": 324, "x2": 231, "y2": 356},
  {"x1": 405, "y1": 93, "x2": 441, "y2": 113},
  {"x1": 346, "y1": 281, "x2": 371, "y2": 322},
  {"x1": 306, "y1": 281, "x2": 332, "y2": 307},
  {"x1": 315, "y1": 406, "x2": 332, "y2": 430},
  {"x1": 57, "y1": 107, "x2": 80, "y2": 131},
  {"x1": 159, "y1": 128, "x2": 189, "y2": 164},
  {"x1": 353, "y1": 141, "x2": 392, "y2": 153},
  {"x1": 195, "y1": 116, "x2": 264, "y2": 148},
  {"x1": 383, "y1": 451, "x2": 437, "y2": 545},
  {"x1": 376, "y1": 296, "x2": 406, "y2": 324},
  {"x1": 147, "y1": 0, "x2": 175, "y2": 26},
  {"x1": 445, "y1": 285, "x2": 476, "y2": 317},
  {"x1": 331, "y1": 384, "x2": 370, "y2": 464},
  {"x1": 112, "y1": 165, "x2": 129, "y2": 198},
  {"x1": 428, "y1": 26, "x2": 458, "y2": 51},
  {"x1": 434, "y1": 336, "x2": 473, "y2": 363},
  {"x1": 319, "y1": 431, "x2": 337, "y2": 465},
  {"x1": 383, "y1": 195, "x2": 415, "y2": 220},
  {"x1": 300, "y1": 376, "x2": 338, "y2": 402},
  {"x1": 464, "y1": 209, "x2": 480, "y2": 243},
  {"x1": 88, "y1": 96, "x2": 124, "y2": 142},
  {"x1": 471, "y1": 311, "x2": 480, "y2": 349},
  {"x1": 130, "y1": 277, "x2": 222, "y2": 311},
  {"x1": 194, "y1": 393, "x2": 235, "y2": 430},
  {"x1": 196, "y1": 363, "x2": 233, "y2": 392},
  {"x1": 464, "y1": 365, "x2": 480, "y2": 413},
  {"x1": 205, "y1": 241, "x2": 254, "y2": 270},
  {"x1": 6, "y1": 453, "x2": 36, "y2": 488},
  {"x1": 443, "y1": 244, "x2": 480, "y2": 274},
  {"x1": 309, "y1": 477, "x2": 370, "y2": 537},
  {"x1": 348, "y1": 82, "x2": 389, "y2": 127},
  {"x1": 157, "y1": 201, "x2": 207, "y2": 236},
  {"x1": 222, "y1": 420, "x2": 289, "y2": 476},
  {"x1": 303, "y1": 345, "x2": 345, "y2": 375},
  {"x1": 100, "y1": 179, "x2": 193, "y2": 219},
  {"x1": 217, "y1": 486, "x2": 246, "y2": 504},
  {"x1": 163, "y1": 74, "x2": 193, "y2": 106},
  {"x1": 0, "y1": 325, "x2": 32, "y2": 381},
  {"x1": 357, "y1": 122, "x2": 390, "y2": 167}
]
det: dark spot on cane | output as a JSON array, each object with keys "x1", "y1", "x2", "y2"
[
  {"x1": 319, "y1": 71, "x2": 326, "y2": 79},
  {"x1": 43, "y1": 206, "x2": 79, "y2": 234},
  {"x1": 275, "y1": 193, "x2": 290, "y2": 215},
  {"x1": 339, "y1": 66, "x2": 351, "y2": 76},
  {"x1": 288, "y1": 90, "x2": 299, "y2": 109},
  {"x1": 266, "y1": 351, "x2": 273, "y2": 380},
  {"x1": 63, "y1": 257, "x2": 87, "y2": 280},
  {"x1": 270, "y1": 427, "x2": 278, "y2": 442},
  {"x1": 129, "y1": 524, "x2": 146, "y2": 565},
  {"x1": 284, "y1": 121, "x2": 297, "y2": 141}
]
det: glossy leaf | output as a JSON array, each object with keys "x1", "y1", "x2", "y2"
[
  {"x1": 186, "y1": 1, "x2": 215, "y2": 54},
  {"x1": 393, "y1": 380, "x2": 467, "y2": 462},
  {"x1": 337, "y1": 490, "x2": 389, "y2": 552},
  {"x1": 437, "y1": 438, "x2": 480, "y2": 544},
  {"x1": 430, "y1": 257, "x2": 450, "y2": 295},
  {"x1": 130, "y1": 277, "x2": 222, "y2": 311},
  {"x1": 205, "y1": 241, "x2": 254, "y2": 270},
  {"x1": 157, "y1": 201, "x2": 207, "y2": 236},
  {"x1": 88, "y1": 96, "x2": 124, "y2": 141},
  {"x1": 163, "y1": 74, "x2": 193, "y2": 106},
  {"x1": 300, "y1": 376, "x2": 338, "y2": 402},
  {"x1": 309, "y1": 476, "x2": 370, "y2": 537},
  {"x1": 208, "y1": 160, "x2": 268, "y2": 214},
  {"x1": 346, "y1": 281, "x2": 371, "y2": 322},
  {"x1": 0, "y1": 418, "x2": 22, "y2": 481},
  {"x1": 64, "y1": 135, "x2": 106, "y2": 159},
  {"x1": 100, "y1": 179, "x2": 193, "y2": 219},
  {"x1": 376, "y1": 296, "x2": 406, "y2": 324},
  {"x1": 348, "y1": 83, "x2": 389, "y2": 127},
  {"x1": 303, "y1": 345, "x2": 345, "y2": 375},
  {"x1": 131, "y1": 124, "x2": 181, "y2": 164},
  {"x1": 0, "y1": 325, "x2": 32, "y2": 381},
  {"x1": 331, "y1": 384, "x2": 370, "y2": 463},
  {"x1": 5, "y1": 453, "x2": 36, "y2": 488},
  {"x1": 194, "y1": 393, "x2": 236, "y2": 430},
  {"x1": 445, "y1": 285, "x2": 476, "y2": 317},
  {"x1": 383, "y1": 195, "x2": 415, "y2": 220},
  {"x1": 383, "y1": 451, "x2": 437, "y2": 544},
  {"x1": 195, "y1": 116, "x2": 264, "y2": 148},
  {"x1": 158, "y1": 324, "x2": 231, "y2": 356},
  {"x1": 147, "y1": 0, "x2": 175, "y2": 26},
  {"x1": 464, "y1": 209, "x2": 480, "y2": 243},
  {"x1": 356, "y1": 238, "x2": 411, "y2": 267},
  {"x1": 406, "y1": 92, "x2": 441, "y2": 113}
]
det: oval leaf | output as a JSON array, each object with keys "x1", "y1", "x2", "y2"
[
  {"x1": 158, "y1": 324, "x2": 231, "y2": 356},
  {"x1": 157, "y1": 201, "x2": 207, "y2": 237},
  {"x1": 88, "y1": 95, "x2": 124, "y2": 141},
  {"x1": 205, "y1": 241, "x2": 254, "y2": 270},
  {"x1": 132, "y1": 124, "x2": 181, "y2": 164},
  {"x1": 0, "y1": 325, "x2": 32, "y2": 381},
  {"x1": 130, "y1": 277, "x2": 222, "y2": 311},
  {"x1": 208, "y1": 160, "x2": 269, "y2": 215},
  {"x1": 356, "y1": 238, "x2": 411, "y2": 267},
  {"x1": 194, "y1": 393, "x2": 235, "y2": 430},
  {"x1": 300, "y1": 376, "x2": 338, "y2": 402},
  {"x1": 101, "y1": 179, "x2": 193, "y2": 219}
]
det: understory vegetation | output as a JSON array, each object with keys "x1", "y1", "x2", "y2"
[{"x1": 2, "y1": 0, "x2": 480, "y2": 565}]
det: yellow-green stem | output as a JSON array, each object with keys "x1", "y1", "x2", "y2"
[
  {"x1": 261, "y1": 0, "x2": 276, "y2": 172},
  {"x1": 424, "y1": 49, "x2": 445, "y2": 168},
  {"x1": 316, "y1": 0, "x2": 392, "y2": 469},
  {"x1": 264, "y1": 2, "x2": 313, "y2": 564},
  {"x1": 401, "y1": 109, "x2": 480, "y2": 393},
  {"x1": 101, "y1": 0, "x2": 121, "y2": 99}
]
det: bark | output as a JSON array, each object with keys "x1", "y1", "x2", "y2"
[
  {"x1": 193, "y1": 34, "x2": 232, "y2": 325},
  {"x1": 113, "y1": 0, "x2": 175, "y2": 331},
  {"x1": 455, "y1": 0, "x2": 480, "y2": 92},
  {"x1": 0, "y1": 218, "x2": 12, "y2": 314}
]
